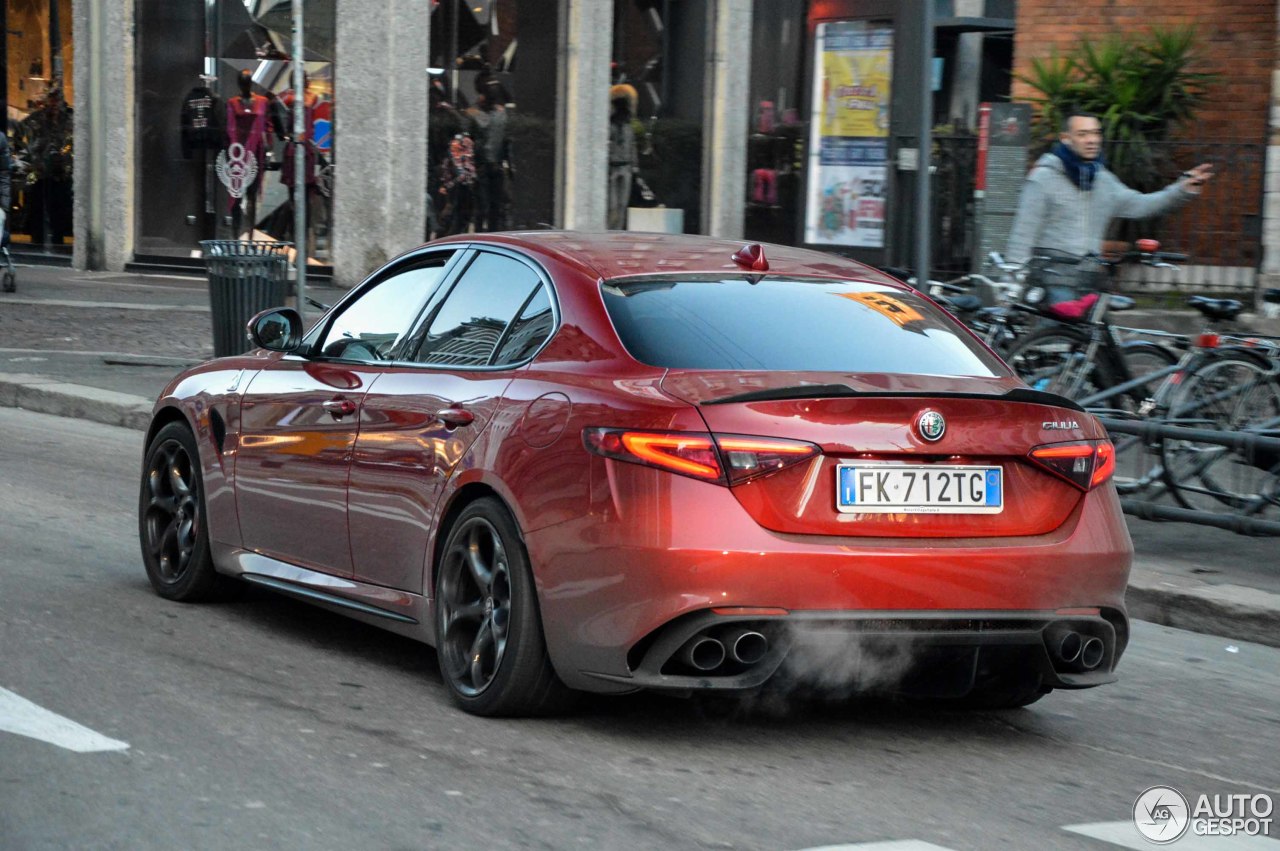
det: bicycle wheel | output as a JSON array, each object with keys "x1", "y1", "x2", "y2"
[
  {"x1": 1107, "y1": 341, "x2": 1179, "y2": 493},
  {"x1": 1159, "y1": 354, "x2": 1280, "y2": 516},
  {"x1": 1004, "y1": 325, "x2": 1101, "y2": 400}
]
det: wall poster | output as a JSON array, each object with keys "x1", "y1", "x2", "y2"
[{"x1": 804, "y1": 21, "x2": 893, "y2": 248}]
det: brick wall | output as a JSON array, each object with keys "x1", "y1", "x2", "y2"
[
  {"x1": 1012, "y1": 0, "x2": 1278, "y2": 273},
  {"x1": 1012, "y1": 0, "x2": 1277, "y2": 144}
]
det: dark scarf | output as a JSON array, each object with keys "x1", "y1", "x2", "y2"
[{"x1": 1052, "y1": 141, "x2": 1103, "y2": 191}]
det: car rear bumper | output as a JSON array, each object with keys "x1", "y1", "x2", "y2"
[
  {"x1": 584, "y1": 609, "x2": 1125, "y2": 696},
  {"x1": 525, "y1": 467, "x2": 1132, "y2": 694}
]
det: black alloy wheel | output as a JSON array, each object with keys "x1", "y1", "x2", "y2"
[
  {"x1": 138, "y1": 421, "x2": 230, "y2": 601},
  {"x1": 435, "y1": 498, "x2": 573, "y2": 716}
]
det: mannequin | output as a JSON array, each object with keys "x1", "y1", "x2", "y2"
[
  {"x1": 464, "y1": 79, "x2": 510, "y2": 232},
  {"x1": 607, "y1": 84, "x2": 638, "y2": 230},
  {"x1": 279, "y1": 73, "x2": 320, "y2": 257},
  {"x1": 222, "y1": 70, "x2": 272, "y2": 239}
]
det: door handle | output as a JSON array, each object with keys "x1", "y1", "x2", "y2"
[
  {"x1": 436, "y1": 407, "x2": 475, "y2": 427},
  {"x1": 322, "y1": 397, "x2": 357, "y2": 418}
]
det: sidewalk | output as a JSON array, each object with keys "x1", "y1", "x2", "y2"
[{"x1": 2, "y1": 262, "x2": 1278, "y2": 649}]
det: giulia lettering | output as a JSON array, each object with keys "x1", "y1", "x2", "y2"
[{"x1": 1042, "y1": 420, "x2": 1081, "y2": 430}]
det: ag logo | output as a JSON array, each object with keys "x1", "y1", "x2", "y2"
[
  {"x1": 1134, "y1": 786, "x2": 1190, "y2": 843},
  {"x1": 916, "y1": 410, "x2": 946, "y2": 442}
]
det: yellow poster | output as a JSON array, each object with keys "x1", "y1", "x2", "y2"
[
  {"x1": 805, "y1": 22, "x2": 893, "y2": 248},
  {"x1": 818, "y1": 48, "x2": 892, "y2": 139}
]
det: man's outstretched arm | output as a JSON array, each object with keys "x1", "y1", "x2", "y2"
[{"x1": 1110, "y1": 163, "x2": 1212, "y2": 219}]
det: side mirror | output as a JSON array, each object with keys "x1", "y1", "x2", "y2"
[{"x1": 248, "y1": 307, "x2": 304, "y2": 352}]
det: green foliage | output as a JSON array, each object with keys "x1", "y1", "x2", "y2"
[{"x1": 1017, "y1": 26, "x2": 1217, "y2": 191}]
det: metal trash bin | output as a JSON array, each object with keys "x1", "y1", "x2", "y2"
[{"x1": 199, "y1": 240, "x2": 292, "y2": 357}]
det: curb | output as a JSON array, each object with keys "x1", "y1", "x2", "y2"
[
  {"x1": 0, "y1": 375, "x2": 153, "y2": 431},
  {"x1": 2, "y1": 377, "x2": 1278, "y2": 651},
  {"x1": 1126, "y1": 572, "x2": 1280, "y2": 650}
]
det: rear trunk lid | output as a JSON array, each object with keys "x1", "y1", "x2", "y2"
[{"x1": 664, "y1": 370, "x2": 1100, "y2": 538}]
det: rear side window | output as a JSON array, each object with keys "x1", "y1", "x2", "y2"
[
  {"x1": 414, "y1": 252, "x2": 543, "y2": 367},
  {"x1": 600, "y1": 276, "x2": 1003, "y2": 377}
]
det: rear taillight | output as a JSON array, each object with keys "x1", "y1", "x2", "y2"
[
  {"x1": 583, "y1": 429, "x2": 819, "y2": 485},
  {"x1": 1196, "y1": 332, "x2": 1220, "y2": 349},
  {"x1": 1028, "y1": 440, "x2": 1116, "y2": 491},
  {"x1": 715, "y1": 435, "x2": 820, "y2": 484}
]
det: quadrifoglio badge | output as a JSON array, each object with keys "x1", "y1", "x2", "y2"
[{"x1": 1134, "y1": 786, "x2": 1273, "y2": 843}]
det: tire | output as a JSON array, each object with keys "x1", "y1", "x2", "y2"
[
  {"x1": 1109, "y1": 341, "x2": 1179, "y2": 493},
  {"x1": 1160, "y1": 354, "x2": 1280, "y2": 515},
  {"x1": 138, "y1": 421, "x2": 234, "y2": 601},
  {"x1": 435, "y1": 497, "x2": 574, "y2": 717},
  {"x1": 1004, "y1": 325, "x2": 1101, "y2": 401}
]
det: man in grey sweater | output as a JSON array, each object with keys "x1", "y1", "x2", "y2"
[{"x1": 1006, "y1": 111, "x2": 1213, "y2": 263}]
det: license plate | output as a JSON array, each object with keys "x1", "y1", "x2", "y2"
[{"x1": 836, "y1": 464, "x2": 1003, "y2": 514}]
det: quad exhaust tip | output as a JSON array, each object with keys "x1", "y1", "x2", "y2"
[
  {"x1": 1049, "y1": 627, "x2": 1105, "y2": 672},
  {"x1": 1080, "y1": 636, "x2": 1104, "y2": 670},
  {"x1": 679, "y1": 636, "x2": 727, "y2": 672},
  {"x1": 675, "y1": 627, "x2": 771, "y2": 673},
  {"x1": 722, "y1": 627, "x2": 769, "y2": 665}
]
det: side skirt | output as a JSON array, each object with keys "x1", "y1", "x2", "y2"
[{"x1": 212, "y1": 545, "x2": 434, "y2": 645}]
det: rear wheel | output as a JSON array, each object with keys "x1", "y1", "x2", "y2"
[
  {"x1": 1005, "y1": 325, "x2": 1101, "y2": 401},
  {"x1": 1160, "y1": 354, "x2": 1280, "y2": 515},
  {"x1": 435, "y1": 498, "x2": 574, "y2": 716},
  {"x1": 138, "y1": 421, "x2": 234, "y2": 601},
  {"x1": 1108, "y1": 341, "x2": 1179, "y2": 493}
]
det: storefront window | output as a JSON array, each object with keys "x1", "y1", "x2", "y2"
[
  {"x1": 744, "y1": 0, "x2": 806, "y2": 245},
  {"x1": 609, "y1": 0, "x2": 703, "y2": 233},
  {"x1": 3, "y1": 0, "x2": 75, "y2": 254},
  {"x1": 136, "y1": 0, "x2": 334, "y2": 266},
  {"x1": 428, "y1": 0, "x2": 559, "y2": 236}
]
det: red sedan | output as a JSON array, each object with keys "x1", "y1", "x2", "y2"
[{"x1": 139, "y1": 232, "x2": 1132, "y2": 716}]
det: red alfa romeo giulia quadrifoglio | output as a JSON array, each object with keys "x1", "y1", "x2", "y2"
[{"x1": 139, "y1": 232, "x2": 1131, "y2": 716}]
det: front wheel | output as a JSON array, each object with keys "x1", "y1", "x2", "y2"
[
  {"x1": 435, "y1": 498, "x2": 574, "y2": 716},
  {"x1": 138, "y1": 421, "x2": 234, "y2": 601}
]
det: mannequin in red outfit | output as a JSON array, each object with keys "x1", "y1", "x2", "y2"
[
  {"x1": 278, "y1": 74, "x2": 320, "y2": 257},
  {"x1": 223, "y1": 70, "x2": 273, "y2": 239}
]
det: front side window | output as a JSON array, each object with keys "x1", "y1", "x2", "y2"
[
  {"x1": 318, "y1": 254, "x2": 453, "y2": 361},
  {"x1": 600, "y1": 275, "x2": 1005, "y2": 377},
  {"x1": 413, "y1": 252, "x2": 544, "y2": 366}
]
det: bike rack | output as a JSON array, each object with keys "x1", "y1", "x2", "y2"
[{"x1": 1098, "y1": 417, "x2": 1280, "y2": 536}]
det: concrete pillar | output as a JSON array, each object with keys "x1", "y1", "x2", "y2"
[
  {"x1": 558, "y1": 0, "x2": 612, "y2": 231},
  {"x1": 702, "y1": 0, "x2": 752, "y2": 239},
  {"x1": 332, "y1": 0, "x2": 430, "y2": 285},
  {"x1": 1262, "y1": 0, "x2": 1280, "y2": 307},
  {"x1": 72, "y1": 0, "x2": 134, "y2": 271}
]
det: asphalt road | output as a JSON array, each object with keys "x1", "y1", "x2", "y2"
[{"x1": 2, "y1": 407, "x2": 1278, "y2": 851}]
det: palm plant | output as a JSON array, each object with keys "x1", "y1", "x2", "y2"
[{"x1": 1018, "y1": 26, "x2": 1217, "y2": 191}]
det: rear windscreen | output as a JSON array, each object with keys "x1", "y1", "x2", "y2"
[{"x1": 600, "y1": 276, "x2": 1004, "y2": 376}]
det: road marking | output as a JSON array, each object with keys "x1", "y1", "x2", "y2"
[
  {"x1": 793, "y1": 843, "x2": 958, "y2": 851},
  {"x1": 0, "y1": 687, "x2": 130, "y2": 753},
  {"x1": 1065, "y1": 821, "x2": 1280, "y2": 848}
]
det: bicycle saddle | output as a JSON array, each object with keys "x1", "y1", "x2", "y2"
[
  {"x1": 943, "y1": 294, "x2": 984, "y2": 313},
  {"x1": 1186, "y1": 295, "x2": 1244, "y2": 321},
  {"x1": 1108, "y1": 295, "x2": 1135, "y2": 311}
]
